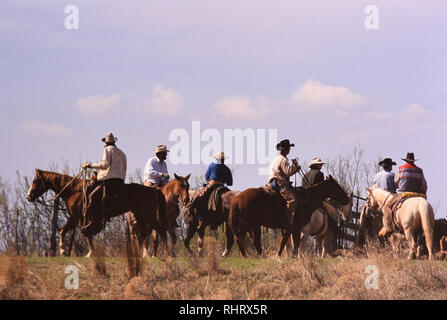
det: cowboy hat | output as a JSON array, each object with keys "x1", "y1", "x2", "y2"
[
  {"x1": 378, "y1": 158, "x2": 396, "y2": 166},
  {"x1": 101, "y1": 132, "x2": 117, "y2": 143},
  {"x1": 154, "y1": 145, "x2": 169, "y2": 154},
  {"x1": 402, "y1": 152, "x2": 418, "y2": 162},
  {"x1": 214, "y1": 151, "x2": 228, "y2": 160},
  {"x1": 309, "y1": 157, "x2": 325, "y2": 167},
  {"x1": 276, "y1": 139, "x2": 295, "y2": 151}
]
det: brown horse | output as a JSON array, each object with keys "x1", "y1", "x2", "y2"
[
  {"x1": 84, "y1": 179, "x2": 169, "y2": 257},
  {"x1": 26, "y1": 169, "x2": 96, "y2": 256},
  {"x1": 137, "y1": 173, "x2": 191, "y2": 257},
  {"x1": 181, "y1": 189, "x2": 240, "y2": 256},
  {"x1": 228, "y1": 176, "x2": 349, "y2": 257}
]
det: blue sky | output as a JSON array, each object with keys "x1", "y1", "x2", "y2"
[{"x1": 1, "y1": 1, "x2": 446, "y2": 217}]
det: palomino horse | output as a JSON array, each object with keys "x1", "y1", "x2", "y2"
[
  {"x1": 181, "y1": 188, "x2": 240, "y2": 257},
  {"x1": 365, "y1": 186, "x2": 435, "y2": 260},
  {"x1": 299, "y1": 193, "x2": 353, "y2": 257},
  {"x1": 228, "y1": 176, "x2": 350, "y2": 257},
  {"x1": 26, "y1": 169, "x2": 96, "y2": 257},
  {"x1": 137, "y1": 174, "x2": 191, "y2": 258}
]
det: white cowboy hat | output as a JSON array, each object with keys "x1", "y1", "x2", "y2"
[
  {"x1": 154, "y1": 145, "x2": 169, "y2": 154},
  {"x1": 101, "y1": 132, "x2": 117, "y2": 143},
  {"x1": 214, "y1": 151, "x2": 228, "y2": 160},
  {"x1": 310, "y1": 157, "x2": 325, "y2": 167}
]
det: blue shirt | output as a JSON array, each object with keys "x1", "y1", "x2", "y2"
[
  {"x1": 144, "y1": 156, "x2": 168, "y2": 185},
  {"x1": 205, "y1": 162, "x2": 233, "y2": 186},
  {"x1": 373, "y1": 169, "x2": 396, "y2": 193}
]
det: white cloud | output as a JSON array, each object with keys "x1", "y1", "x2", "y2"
[
  {"x1": 20, "y1": 121, "x2": 73, "y2": 137},
  {"x1": 145, "y1": 83, "x2": 185, "y2": 117},
  {"x1": 76, "y1": 94, "x2": 121, "y2": 116},
  {"x1": 290, "y1": 79, "x2": 369, "y2": 114},
  {"x1": 401, "y1": 104, "x2": 432, "y2": 121},
  {"x1": 210, "y1": 95, "x2": 270, "y2": 120}
]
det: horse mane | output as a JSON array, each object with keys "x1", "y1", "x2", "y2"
[
  {"x1": 162, "y1": 179, "x2": 179, "y2": 201},
  {"x1": 36, "y1": 169, "x2": 84, "y2": 192}
]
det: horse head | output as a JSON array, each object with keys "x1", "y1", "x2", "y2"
[
  {"x1": 172, "y1": 173, "x2": 191, "y2": 206},
  {"x1": 365, "y1": 186, "x2": 379, "y2": 211},
  {"x1": 325, "y1": 175, "x2": 350, "y2": 206},
  {"x1": 26, "y1": 169, "x2": 50, "y2": 202},
  {"x1": 338, "y1": 192, "x2": 354, "y2": 221}
]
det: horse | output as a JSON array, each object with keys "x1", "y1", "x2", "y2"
[
  {"x1": 26, "y1": 169, "x2": 97, "y2": 257},
  {"x1": 83, "y1": 179, "x2": 169, "y2": 258},
  {"x1": 136, "y1": 173, "x2": 191, "y2": 258},
  {"x1": 181, "y1": 188, "x2": 240, "y2": 257},
  {"x1": 228, "y1": 176, "x2": 350, "y2": 257},
  {"x1": 365, "y1": 186, "x2": 435, "y2": 260},
  {"x1": 356, "y1": 203, "x2": 384, "y2": 248},
  {"x1": 299, "y1": 193, "x2": 353, "y2": 257}
]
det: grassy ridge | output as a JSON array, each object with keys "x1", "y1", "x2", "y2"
[{"x1": 1, "y1": 238, "x2": 447, "y2": 300}]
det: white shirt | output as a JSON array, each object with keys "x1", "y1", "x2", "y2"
[
  {"x1": 90, "y1": 145, "x2": 127, "y2": 181},
  {"x1": 144, "y1": 156, "x2": 168, "y2": 185},
  {"x1": 268, "y1": 154, "x2": 299, "y2": 186}
]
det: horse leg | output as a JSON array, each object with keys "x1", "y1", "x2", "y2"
[
  {"x1": 404, "y1": 228, "x2": 416, "y2": 260},
  {"x1": 197, "y1": 225, "x2": 205, "y2": 256},
  {"x1": 184, "y1": 221, "x2": 197, "y2": 256},
  {"x1": 85, "y1": 235, "x2": 94, "y2": 258},
  {"x1": 291, "y1": 231, "x2": 300, "y2": 257},
  {"x1": 252, "y1": 227, "x2": 263, "y2": 257},
  {"x1": 168, "y1": 227, "x2": 177, "y2": 258},
  {"x1": 60, "y1": 215, "x2": 77, "y2": 256},
  {"x1": 222, "y1": 222, "x2": 234, "y2": 258},
  {"x1": 277, "y1": 227, "x2": 292, "y2": 257},
  {"x1": 152, "y1": 230, "x2": 159, "y2": 258},
  {"x1": 234, "y1": 229, "x2": 248, "y2": 258}
]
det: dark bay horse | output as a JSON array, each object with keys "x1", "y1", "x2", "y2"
[
  {"x1": 84, "y1": 180, "x2": 169, "y2": 257},
  {"x1": 26, "y1": 169, "x2": 96, "y2": 256},
  {"x1": 181, "y1": 189, "x2": 240, "y2": 256},
  {"x1": 228, "y1": 176, "x2": 349, "y2": 257},
  {"x1": 134, "y1": 173, "x2": 191, "y2": 258}
]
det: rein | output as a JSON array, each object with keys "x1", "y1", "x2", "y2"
[{"x1": 52, "y1": 169, "x2": 85, "y2": 201}]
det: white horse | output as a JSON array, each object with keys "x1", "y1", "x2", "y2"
[
  {"x1": 365, "y1": 186, "x2": 435, "y2": 260},
  {"x1": 299, "y1": 193, "x2": 354, "y2": 257}
]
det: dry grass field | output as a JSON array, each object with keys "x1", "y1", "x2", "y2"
[{"x1": 1, "y1": 238, "x2": 446, "y2": 300}]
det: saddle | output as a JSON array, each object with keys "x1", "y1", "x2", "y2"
[{"x1": 208, "y1": 185, "x2": 230, "y2": 213}]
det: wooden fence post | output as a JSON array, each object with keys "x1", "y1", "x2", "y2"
[{"x1": 49, "y1": 199, "x2": 59, "y2": 257}]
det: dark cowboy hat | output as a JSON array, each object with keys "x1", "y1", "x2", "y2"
[
  {"x1": 276, "y1": 139, "x2": 295, "y2": 151},
  {"x1": 378, "y1": 158, "x2": 396, "y2": 167},
  {"x1": 101, "y1": 132, "x2": 118, "y2": 143},
  {"x1": 402, "y1": 152, "x2": 418, "y2": 162}
]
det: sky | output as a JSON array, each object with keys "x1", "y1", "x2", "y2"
[{"x1": 0, "y1": 1, "x2": 446, "y2": 217}]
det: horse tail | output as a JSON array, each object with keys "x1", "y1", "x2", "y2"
[
  {"x1": 228, "y1": 199, "x2": 241, "y2": 236},
  {"x1": 420, "y1": 200, "x2": 435, "y2": 259},
  {"x1": 156, "y1": 189, "x2": 168, "y2": 233}
]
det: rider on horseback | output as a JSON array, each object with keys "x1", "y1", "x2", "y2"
[
  {"x1": 82, "y1": 132, "x2": 127, "y2": 234},
  {"x1": 374, "y1": 158, "x2": 397, "y2": 193},
  {"x1": 301, "y1": 157, "x2": 325, "y2": 187},
  {"x1": 189, "y1": 151, "x2": 233, "y2": 227},
  {"x1": 268, "y1": 139, "x2": 301, "y2": 225},
  {"x1": 143, "y1": 145, "x2": 170, "y2": 188}
]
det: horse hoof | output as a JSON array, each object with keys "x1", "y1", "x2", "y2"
[
  {"x1": 60, "y1": 249, "x2": 66, "y2": 256},
  {"x1": 85, "y1": 252, "x2": 92, "y2": 258},
  {"x1": 222, "y1": 249, "x2": 229, "y2": 257}
]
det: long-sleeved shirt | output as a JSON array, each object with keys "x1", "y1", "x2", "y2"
[
  {"x1": 144, "y1": 156, "x2": 168, "y2": 185},
  {"x1": 395, "y1": 163, "x2": 427, "y2": 194},
  {"x1": 301, "y1": 169, "x2": 324, "y2": 188},
  {"x1": 205, "y1": 162, "x2": 233, "y2": 186},
  {"x1": 268, "y1": 154, "x2": 299, "y2": 186},
  {"x1": 90, "y1": 145, "x2": 127, "y2": 181},
  {"x1": 373, "y1": 169, "x2": 396, "y2": 193}
]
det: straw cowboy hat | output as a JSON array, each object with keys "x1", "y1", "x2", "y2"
[
  {"x1": 378, "y1": 158, "x2": 397, "y2": 167},
  {"x1": 101, "y1": 132, "x2": 117, "y2": 143},
  {"x1": 309, "y1": 157, "x2": 325, "y2": 167},
  {"x1": 276, "y1": 139, "x2": 295, "y2": 151},
  {"x1": 402, "y1": 152, "x2": 418, "y2": 162},
  {"x1": 214, "y1": 151, "x2": 228, "y2": 160},
  {"x1": 154, "y1": 145, "x2": 169, "y2": 154}
]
